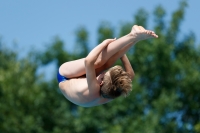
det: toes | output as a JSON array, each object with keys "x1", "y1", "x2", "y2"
[
  {"x1": 145, "y1": 30, "x2": 158, "y2": 38},
  {"x1": 145, "y1": 30, "x2": 152, "y2": 35}
]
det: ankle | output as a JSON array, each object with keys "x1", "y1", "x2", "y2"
[{"x1": 127, "y1": 33, "x2": 140, "y2": 43}]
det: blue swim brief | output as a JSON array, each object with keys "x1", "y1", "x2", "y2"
[{"x1": 57, "y1": 71, "x2": 69, "y2": 83}]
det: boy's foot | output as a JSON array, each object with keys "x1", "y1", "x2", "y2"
[{"x1": 130, "y1": 25, "x2": 158, "y2": 42}]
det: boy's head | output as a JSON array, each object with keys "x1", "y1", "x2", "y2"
[{"x1": 100, "y1": 65, "x2": 132, "y2": 99}]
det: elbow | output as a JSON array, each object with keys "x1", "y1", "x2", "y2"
[
  {"x1": 84, "y1": 56, "x2": 90, "y2": 63},
  {"x1": 84, "y1": 58, "x2": 89, "y2": 66},
  {"x1": 84, "y1": 57, "x2": 92, "y2": 66},
  {"x1": 84, "y1": 58, "x2": 88, "y2": 64}
]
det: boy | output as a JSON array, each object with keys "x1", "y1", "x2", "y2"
[{"x1": 58, "y1": 25, "x2": 158, "y2": 107}]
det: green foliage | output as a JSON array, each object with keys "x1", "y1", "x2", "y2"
[
  {"x1": 74, "y1": 27, "x2": 89, "y2": 58},
  {"x1": 0, "y1": 42, "x2": 74, "y2": 133},
  {"x1": 134, "y1": 9, "x2": 148, "y2": 28},
  {"x1": 97, "y1": 22, "x2": 114, "y2": 43},
  {"x1": 1, "y1": 0, "x2": 199, "y2": 132},
  {"x1": 39, "y1": 37, "x2": 73, "y2": 68}
]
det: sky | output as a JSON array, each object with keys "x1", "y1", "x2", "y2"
[{"x1": 0, "y1": 0, "x2": 200, "y2": 55}]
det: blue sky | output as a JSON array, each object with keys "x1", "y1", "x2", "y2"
[{"x1": 0, "y1": 0, "x2": 199, "y2": 55}]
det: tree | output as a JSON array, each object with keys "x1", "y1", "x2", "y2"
[
  {"x1": 0, "y1": 39, "x2": 75, "y2": 133},
  {"x1": 74, "y1": 27, "x2": 90, "y2": 58}
]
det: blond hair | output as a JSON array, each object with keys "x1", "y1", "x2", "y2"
[{"x1": 100, "y1": 65, "x2": 132, "y2": 99}]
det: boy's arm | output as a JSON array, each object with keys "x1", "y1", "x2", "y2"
[
  {"x1": 120, "y1": 54, "x2": 135, "y2": 80},
  {"x1": 85, "y1": 39, "x2": 116, "y2": 91}
]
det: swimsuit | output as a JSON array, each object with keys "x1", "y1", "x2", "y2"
[{"x1": 57, "y1": 71, "x2": 69, "y2": 83}]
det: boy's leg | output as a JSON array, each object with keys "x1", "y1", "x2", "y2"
[
  {"x1": 95, "y1": 26, "x2": 158, "y2": 75},
  {"x1": 95, "y1": 41, "x2": 133, "y2": 75},
  {"x1": 59, "y1": 39, "x2": 115, "y2": 78},
  {"x1": 59, "y1": 58, "x2": 86, "y2": 78},
  {"x1": 59, "y1": 25, "x2": 158, "y2": 78},
  {"x1": 59, "y1": 41, "x2": 131, "y2": 78},
  {"x1": 59, "y1": 36, "x2": 132, "y2": 79}
]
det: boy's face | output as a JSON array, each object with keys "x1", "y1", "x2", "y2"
[{"x1": 97, "y1": 71, "x2": 110, "y2": 86}]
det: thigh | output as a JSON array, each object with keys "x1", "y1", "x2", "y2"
[
  {"x1": 59, "y1": 58, "x2": 86, "y2": 78},
  {"x1": 95, "y1": 57, "x2": 119, "y2": 76},
  {"x1": 59, "y1": 39, "x2": 129, "y2": 78}
]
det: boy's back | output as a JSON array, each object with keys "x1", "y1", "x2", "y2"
[{"x1": 58, "y1": 76, "x2": 112, "y2": 107}]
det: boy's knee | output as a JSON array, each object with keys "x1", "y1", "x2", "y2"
[{"x1": 95, "y1": 57, "x2": 107, "y2": 68}]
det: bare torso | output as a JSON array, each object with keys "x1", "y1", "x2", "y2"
[{"x1": 58, "y1": 76, "x2": 112, "y2": 107}]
